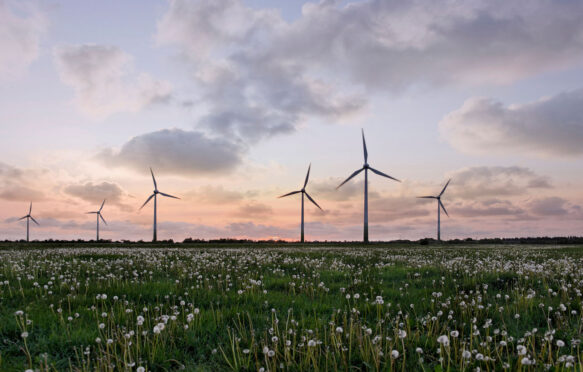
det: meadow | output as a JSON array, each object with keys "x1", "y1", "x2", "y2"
[{"x1": 1, "y1": 243, "x2": 583, "y2": 371}]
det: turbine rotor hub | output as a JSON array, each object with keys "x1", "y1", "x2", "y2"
[{"x1": 364, "y1": 163, "x2": 369, "y2": 169}]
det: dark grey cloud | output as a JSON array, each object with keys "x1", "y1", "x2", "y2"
[
  {"x1": 440, "y1": 89, "x2": 583, "y2": 157},
  {"x1": 447, "y1": 166, "x2": 551, "y2": 200},
  {"x1": 452, "y1": 200, "x2": 527, "y2": 219},
  {"x1": 63, "y1": 181, "x2": 131, "y2": 210},
  {"x1": 156, "y1": 0, "x2": 364, "y2": 143},
  {"x1": 98, "y1": 129, "x2": 245, "y2": 175},
  {"x1": 54, "y1": 44, "x2": 172, "y2": 118}
]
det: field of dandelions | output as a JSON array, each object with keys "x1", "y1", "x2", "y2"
[{"x1": 1, "y1": 244, "x2": 583, "y2": 371}]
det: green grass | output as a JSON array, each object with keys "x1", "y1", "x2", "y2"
[{"x1": 1, "y1": 245, "x2": 583, "y2": 371}]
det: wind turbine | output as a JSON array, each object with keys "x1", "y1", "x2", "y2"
[
  {"x1": 417, "y1": 179, "x2": 451, "y2": 241},
  {"x1": 278, "y1": 163, "x2": 323, "y2": 243},
  {"x1": 18, "y1": 202, "x2": 39, "y2": 242},
  {"x1": 87, "y1": 199, "x2": 107, "y2": 241},
  {"x1": 337, "y1": 129, "x2": 400, "y2": 243},
  {"x1": 140, "y1": 168, "x2": 180, "y2": 242}
]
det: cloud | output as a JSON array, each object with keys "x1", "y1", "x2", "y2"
[
  {"x1": 156, "y1": 0, "x2": 364, "y2": 143},
  {"x1": 446, "y1": 166, "x2": 551, "y2": 200},
  {"x1": 0, "y1": 0, "x2": 47, "y2": 79},
  {"x1": 452, "y1": 199, "x2": 527, "y2": 219},
  {"x1": 98, "y1": 128, "x2": 245, "y2": 175},
  {"x1": 440, "y1": 89, "x2": 583, "y2": 157},
  {"x1": 54, "y1": 44, "x2": 172, "y2": 119},
  {"x1": 184, "y1": 185, "x2": 256, "y2": 205},
  {"x1": 233, "y1": 202, "x2": 273, "y2": 218},
  {"x1": 528, "y1": 197, "x2": 573, "y2": 217},
  {"x1": 0, "y1": 162, "x2": 48, "y2": 201},
  {"x1": 63, "y1": 181, "x2": 131, "y2": 210},
  {"x1": 276, "y1": 0, "x2": 583, "y2": 90}
]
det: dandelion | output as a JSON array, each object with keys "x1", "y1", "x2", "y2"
[
  {"x1": 437, "y1": 335, "x2": 450, "y2": 347},
  {"x1": 557, "y1": 339, "x2": 565, "y2": 347},
  {"x1": 450, "y1": 330, "x2": 459, "y2": 338},
  {"x1": 308, "y1": 340, "x2": 316, "y2": 347},
  {"x1": 336, "y1": 326, "x2": 343, "y2": 333},
  {"x1": 137, "y1": 367, "x2": 145, "y2": 372},
  {"x1": 398, "y1": 329, "x2": 407, "y2": 339},
  {"x1": 21, "y1": 331, "x2": 29, "y2": 339},
  {"x1": 416, "y1": 347, "x2": 423, "y2": 354},
  {"x1": 391, "y1": 350, "x2": 399, "y2": 359}
]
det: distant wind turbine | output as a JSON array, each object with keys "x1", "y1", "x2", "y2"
[
  {"x1": 87, "y1": 199, "x2": 107, "y2": 241},
  {"x1": 278, "y1": 163, "x2": 323, "y2": 243},
  {"x1": 18, "y1": 202, "x2": 39, "y2": 242},
  {"x1": 337, "y1": 129, "x2": 400, "y2": 243},
  {"x1": 140, "y1": 168, "x2": 180, "y2": 242},
  {"x1": 417, "y1": 179, "x2": 451, "y2": 241}
]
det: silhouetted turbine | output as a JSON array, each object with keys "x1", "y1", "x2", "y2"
[
  {"x1": 87, "y1": 199, "x2": 107, "y2": 241},
  {"x1": 18, "y1": 202, "x2": 39, "y2": 242},
  {"x1": 337, "y1": 129, "x2": 400, "y2": 243},
  {"x1": 140, "y1": 168, "x2": 180, "y2": 242},
  {"x1": 279, "y1": 163, "x2": 323, "y2": 242},
  {"x1": 417, "y1": 179, "x2": 451, "y2": 241}
]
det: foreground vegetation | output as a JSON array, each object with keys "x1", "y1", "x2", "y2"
[{"x1": 1, "y1": 244, "x2": 583, "y2": 371}]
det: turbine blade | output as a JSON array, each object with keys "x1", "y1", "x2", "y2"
[
  {"x1": 87, "y1": 211, "x2": 98, "y2": 214},
  {"x1": 99, "y1": 199, "x2": 106, "y2": 212},
  {"x1": 362, "y1": 129, "x2": 368, "y2": 163},
  {"x1": 150, "y1": 167, "x2": 157, "y2": 190},
  {"x1": 100, "y1": 214, "x2": 107, "y2": 225},
  {"x1": 439, "y1": 200, "x2": 449, "y2": 217},
  {"x1": 305, "y1": 192, "x2": 323, "y2": 210},
  {"x1": 278, "y1": 190, "x2": 301, "y2": 198},
  {"x1": 337, "y1": 168, "x2": 364, "y2": 189},
  {"x1": 18, "y1": 216, "x2": 27, "y2": 221},
  {"x1": 140, "y1": 194, "x2": 155, "y2": 210},
  {"x1": 159, "y1": 192, "x2": 180, "y2": 199},
  {"x1": 30, "y1": 216, "x2": 39, "y2": 225},
  {"x1": 29, "y1": 202, "x2": 32, "y2": 214},
  {"x1": 417, "y1": 196, "x2": 436, "y2": 199},
  {"x1": 439, "y1": 179, "x2": 451, "y2": 197},
  {"x1": 369, "y1": 167, "x2": 400, "y2": 182},
  {"x1": 303, "y1": 163, "x2": 311, "y2": 189}
]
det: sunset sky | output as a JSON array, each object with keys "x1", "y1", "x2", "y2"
[{"x1": 1, "y1": 0, "x2": 583, "y2": 241}]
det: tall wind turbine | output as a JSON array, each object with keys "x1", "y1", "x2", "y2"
[
  {"x1": 18, "y1": 202, "x2": 39, "y2": 242},
  {"x1": 87, "y1": 199, "x2": 107, "y2": 241},
  {"x1": 337, "y1": 129, "x2": 400, "y2": 243},
  {"x1": 140, "y1": 168, "x2": 180, "y2": 242},
  {"x1": 278, "y1": 163, "x2": 323, "y2": 243},
  {"x1": 417, "y1": 179, "x2": 451, "y2": 241}
]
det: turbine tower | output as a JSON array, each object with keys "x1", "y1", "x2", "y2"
[
  {"x1": 140, "y1": 168, "x2": 180, "y2": 242},
  {"x1": 418, "y1": 179, "x2": 451, "y2": 241},
  {"x1": 87, "y1": 199, "x2": 107, "y2": 241},
  {"x1": 18, "y1": 202, "x2": 39, "y2": 242},
  {"x1": 278, "y1": 163, "x2": 323, "y2": 243},
  {"x1": 337, "y1": 129, "x2": 400, "y2": 243}
]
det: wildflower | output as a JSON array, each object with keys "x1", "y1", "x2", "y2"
[
  {"x1": 476, "y1": 353, "x2": 484, "y2": 361},
  {"x1": 137, "y1": 367, "x2": 145, "y2": 372},
  {"x1": 462, "y1": 350, "x2": 471, "y2": 359},
  {"x1": 391, "y1": 350, "x2": 399, "y2": 359},
  {"x1": 95, "y1": 337, "x2": 101, "y2": 343},
  {"x1": 243, "y1": 349, "x2": 250, "y2": 354},
  {"x1": 308, "y1": 340, "x2": 316, "y2": 347},
  {"x1": 398, "y1": 329, "x2": 407, "y2": 339},
  {"x1": 15, "y1": 310, "x2": 24, "y2": 316},
  {"x1": 336, "y1": 326, "x2": 343, "y2": 334},
  {"x1": 437, "y1": 335, "x2": 450, "y2": 347},
  {"x1": 517, "y1": 345, "x2": 527, "y2": 355},
  {"x1": 557, "y1": 339, "x2": 565, "y2": 347},
  {"x1": 99, "y1": 323, "x2": 105, "y2": 329},
  {"x1": 450, "y1": 330, "x2": 459, "y2": 338},
  {"x1": 21, "y1": 332, "x2": 28, "y2": 339},
  {"x1": 416, "y1": 347, "x2": 423, "y2": 354},
  {"x1": 268, "y1": 350, "x2": 275, "y2": 357}
]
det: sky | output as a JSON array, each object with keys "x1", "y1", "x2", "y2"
[{"x1": 1, "y1": 0, "x2": 583, "y2": 242}]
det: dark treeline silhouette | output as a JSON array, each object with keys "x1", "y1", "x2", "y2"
[{"x1": 1, "y1": 236, "x2": 583, "y2": 249}]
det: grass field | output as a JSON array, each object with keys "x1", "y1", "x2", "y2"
[{"x1": 1, "y1": 243, "x2": 583, "y2": 371}]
